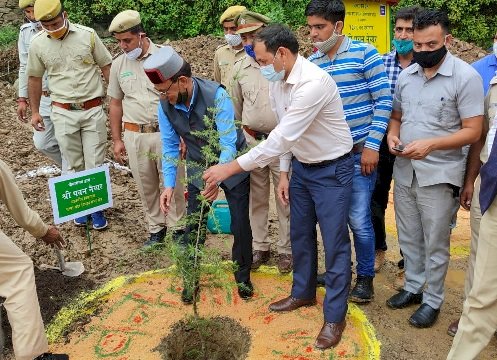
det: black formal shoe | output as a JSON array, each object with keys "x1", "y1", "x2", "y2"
[
  {"x1": 386, "y1": 290, "x2": 423, "y2": 309},
  {"x1": 143, "y1": 227, "x2": 166, "y2": 248},
  {"x1": 237, "y1": 280, "x2": 254, "y2": 299},
  {"x1": 35, "y1": 354, "x2": 69, "y2": 360},
  {"x1": 350, "y1": 275, "x2": 374, "y2": 303},
  {"x1": 316, "y1": 272, "x2": 326, "y2": 287},
  {"x1": 409, "y1": 303, "x2": 440, "y2": 328}
]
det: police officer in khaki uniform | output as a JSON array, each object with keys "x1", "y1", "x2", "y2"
[
  {"x1": 27, "y1": 0, "x2": 112, "y2": 229},
  {"x1": 108, "y1": 10, "x2": 186, "y2": 246},
  {"x1": 17, "y1": 0, "x2": 67, "y2": 172},
  {"x1": 231, "y1": 11, "x2": 292, "y2": 273},
  {"x1": 213, "y1": 5, "x2": 246, "y2": 88},
  {"x1": 0, "y1": 158, "x2": 68, "y2": 360}
]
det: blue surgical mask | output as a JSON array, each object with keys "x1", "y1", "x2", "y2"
[
  {"x1": 260, "y1": 64, "x2": 285, "y2": 82},
  {"x1": 244, "y1": 44, "x2": 256, "y2": 59},
  {"x1": 392, "y1": 39, "x2": 413, "y2": 55},
  {"x1": 260, "y1": 51, "x2": 285, "y2": 82}
]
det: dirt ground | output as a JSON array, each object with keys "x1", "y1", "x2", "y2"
[{"x1": 1, "y1": 32, "x2": 496, "y2": 359}]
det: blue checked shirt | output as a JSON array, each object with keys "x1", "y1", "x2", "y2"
[{"x1": 382, "y1": 49, "x2": 415, "y2": 95}]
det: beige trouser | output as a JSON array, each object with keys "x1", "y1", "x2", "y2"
[
  {"x1": 50, "y1": 105, "x2": 107, "y2": 172},
  {"x1": 123, "y1": 130, "x2": 186, "y2": 233},
  {"x1": 0, "y1": 232, "x2": 47, "y2": 360},
  {"x1": 249, "y1": 159, "x2": 291, "y2": 255},
  {"x1": 447, "y1": 187, "x2": 497, "y2": 360},
  {"x1": 464, "y1": 175, "x2": 482, "y2": 298}
]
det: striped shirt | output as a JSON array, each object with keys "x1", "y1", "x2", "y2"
[{"x1": 308, "y1": 36, "x2": 392, "y2": 151}]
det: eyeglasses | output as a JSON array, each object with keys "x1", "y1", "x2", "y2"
[{"x1": 157, "y1": 79, "x2": 177, "y2": 96}]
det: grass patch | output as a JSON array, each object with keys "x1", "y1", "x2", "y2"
[{"x1": 0, "y1": 25, "x2": 18, "y2": 49}]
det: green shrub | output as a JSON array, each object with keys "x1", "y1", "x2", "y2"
[
  {"x1": 395, "y1": 0, "x2": 497, "y2": 49},
  {"x1": 0, "y1": 25, "x2": 19, "y2": 49},
  {"x1": 62, "y1": 0, "x2": 497, "y2": 48},
  {"x1": 62, "y1": 0, "x2": 309, "y2": 39}
]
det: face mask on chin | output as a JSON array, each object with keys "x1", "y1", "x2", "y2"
[
  {"x1": 125, "y1": 36, "x2": 143, "y2": 61},
  {"x1": 413, "y1": 44, "x2": 448, "y2": 68},
  {"x1": 43, "y1": 16, "x2": 68, "y2": 39},
  {"x1": 313, "y1": 22, "x2": 342, "y2": 54}
]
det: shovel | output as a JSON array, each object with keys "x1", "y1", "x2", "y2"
[{"x1": 40, "y1": 249, "x2": 85, "y2": 277}]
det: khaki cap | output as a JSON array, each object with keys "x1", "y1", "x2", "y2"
[
  {"x1": 109, "y1": 10, "x2": 141, "y2": 34},
  {"x1": 235, "y1": 10, "x2": 271, "y2": 34},
  {"x1": 19, "y1": 0, "x2": 35, "y2": 9},
  {"x1": 34, "y1": 0, "x2": 62, "y2": 21},
  {"x1": 219, "y1": 5, "x2": 246, "y2": 24},
  {"x1": 143, "y1": 46, "x2": 184, "y2": 84}
]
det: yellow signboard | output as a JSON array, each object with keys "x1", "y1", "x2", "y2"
[{"x1": 344, "y1": 0, "x2": 392, "y2": 54}]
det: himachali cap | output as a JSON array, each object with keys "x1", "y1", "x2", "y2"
[
  {"x1": 235, "y1": 10, "x2": 271, "y2": 34},
  {"x1": 19, "y1": 0, "x2": 35, "y2": 9},
  {"x1": 34, "y1": 0, "x2": 62, "y2": 21},
  {"x1": 219, "y1": 5, "x2": 246, "y2": 24},
  {"x1": 109, "y1": 10, "x2": 141, "y2": 34},
  {"x1": 143, "y1": 46, "x2": 184, "y2": 84}
]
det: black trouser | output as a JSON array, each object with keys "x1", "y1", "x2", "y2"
[
  {"x1": 370, "y1": 138, "x2": 396, "y2": 253},
  {"x1": 182, "y1": 176, "x2": 252, "y2": 284}
]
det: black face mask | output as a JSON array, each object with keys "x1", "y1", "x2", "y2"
[{"x1": 413, "y1": 45, "x2": 448, "y2": 68}]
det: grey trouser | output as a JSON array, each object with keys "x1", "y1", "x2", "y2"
[{"x1": 394, "y1": 173, "x2": 455, "y2": 309}]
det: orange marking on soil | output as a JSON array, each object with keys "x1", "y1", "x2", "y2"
[
  {"x1": 299, "y1": 330, "x2": 309, "y2": 336},
  {"x1": 305, "y1": 346, "x2": 313, "y2": 353},
  {"x1": 282, "y1": 355, "x2": 312, "y2": 360},
  {"x1": 133, "y1": 315, "x2": 142, "y2": 323},
  {"x1": 113, "y1": 336, "x2": 127, "y2": 352},
  {"x1": 338, "y1": 349, "x2": 347, "y2": 356},
  {"x1": 161, "y1": 299, "x2": 180, "y2": 306},
  {"x1": 214, "y1": 296, "x2": 222, "y2": 305},
  {"x1": 263, "y1": 314, "x2": 276, "y2": 324}
]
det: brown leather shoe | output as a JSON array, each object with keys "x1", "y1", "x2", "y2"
[
  {"x1": 315, "y1": 321, "x2": 346, "y2": 349},
  {"x1": 269, "y1": 296, "x2": 316, "y2": 312},
  {"x1": 447, "y1": 318, "x2": 459, "y2": 337},
  {"x1": 277, "y1": 253, "x2": 293, "y2": 274},
  {"x1": 252, "y1": 250, "x2": 270, "y2": 269}
]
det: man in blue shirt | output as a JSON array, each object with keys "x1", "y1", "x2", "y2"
[
  {"x1": 306, "y1": 0, "x2": 393, "y2": 303},
  {"x1": 472, "y1": 30, "x2": 497, "y2": 95},
  {"x1": 143, "y1": 46, "x2": 253, "y2": 303}
]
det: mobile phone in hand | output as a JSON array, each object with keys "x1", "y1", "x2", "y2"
[{"x1": 392, "y1": 144, "x2": 405, "y2": 152}]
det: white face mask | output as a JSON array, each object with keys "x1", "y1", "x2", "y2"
[
  {"x1": 30, "y1": 21, "x2": 41, "y2": 30},
  {"x1": 125, "y1": 36, "x2": 143, "y2": 61},
  {"x1": 225, "y1": 33, "x2": 242, "y2": 47},
  {"x1": 493, "y1": 42, "x2": 497, "y2": 58}
]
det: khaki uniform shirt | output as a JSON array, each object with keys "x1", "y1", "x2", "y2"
[
  {"x1": 0, "y1": 159, "x2": 48, "y2": 238},
  {"x1": 27, "y1": 22, "x2": 112, "y2": 103},
  {"x1": 213, "y1": 44, "x2": 245, "y2": 88},
  {"x1": 107, "y1": 39, "x2": 161, "y2": 125},
  {"x1": 231, "y1": 55, "x2": 277, "y2": 134},
  {"x1": 392, "y1": 52, "x2": 484, "y2": 188}
]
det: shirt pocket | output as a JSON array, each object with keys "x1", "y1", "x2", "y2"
[
  {"x1": 423, "y1": 98, "x2": 459, "y2": 129},
  {"x1": 71, "y1": 45, "x2": 95, "y2": 69},
  {"x1": 120, "y1": 74, "x2": 138, "y2": 94}
]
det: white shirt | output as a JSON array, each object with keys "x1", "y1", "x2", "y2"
[{"x1": 237, "y1": 55, "x2": 352, "y2": 171}]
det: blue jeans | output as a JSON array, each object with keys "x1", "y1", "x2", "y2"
[{"x1": 349, "y1": 152, "x2": 377, "y2": 277}]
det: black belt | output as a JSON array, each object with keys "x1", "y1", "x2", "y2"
[{"x1": 300, "y1": 152, "x2": 352, "y2": 168}]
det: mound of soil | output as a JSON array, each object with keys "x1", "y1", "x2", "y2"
[{"x1": 155, "y1": 316, "x2": 251, "y2": 360}]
